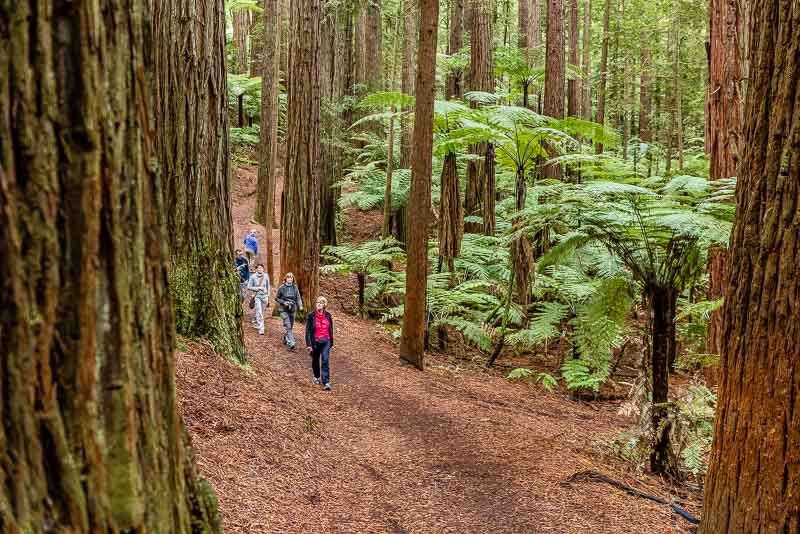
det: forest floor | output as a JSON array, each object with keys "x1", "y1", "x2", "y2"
[{"x1": 175, "y1": 162, "x2": 701, "y2": 534}]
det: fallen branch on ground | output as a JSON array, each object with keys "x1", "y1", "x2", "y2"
[{"x1": 562, "y1": 469, "x2": 700, "y2": 525}]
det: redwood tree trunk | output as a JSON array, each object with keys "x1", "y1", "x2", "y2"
[
  {"x1": 639, "y1": 39, "x2": 652, "y2": 142},
  {"x1": 400, "y1": 0, "x2": 440, "y2": 370},
  {"x1": 446, "y1": 0, "x2": 464, "y2": 100},
  {"x1": 366, "y1": 0, "x2": 383, "y2": 92},
  {"x1": 595, "y1": 0, "x2": 610, "y2": 154},
  {"x1": 232, "y1": 9, "x2": 252, "y2": 74},
  {"x1": 402, "y1": 0, "x2": 419, "y2": 166},
  {"x1": 464, "y1": 0, "x2": 493, "y2": 234},
  {"x1": 256, "y1": 0, "x2": 283, "y2": 283},
  {"x1": 702, "y1": 2, "x2": 800, "y2": 528},
  {"x1": 0, "y1": 1, "x2": 220, "y2": 530},
  {"x1": 581, "y1": 0, "x2": 592, "y2": 121},
  {"x1": 438, "y1": 152, "x2": 463, "y2": 273},
  {"x1": 706, "y1": 245, "x2": 726, "y2": 357},
  {"x1": 567, "y1": 0, "x2": 580, "y2": 117},
  {"x1": 281, "y1": 0, "x2": 322, "y2": 309},
  {"x1": 544, "y1": 0, "x2": 565, "y2": 179},
  {"x1": 152, "y1": 0, "x2": 244, "y2": 361}
]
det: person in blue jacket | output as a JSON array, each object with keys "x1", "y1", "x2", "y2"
[
  {"x1": 243, "y1": 229, "x2": 259, "y2": 265},
  {"x1": 234, "y1": 249, "x2": 249, "y2": 299}
]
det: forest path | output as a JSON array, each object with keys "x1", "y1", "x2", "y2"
[{"x1": 176, "y1": 163, "x2": 698, "y2": 533}]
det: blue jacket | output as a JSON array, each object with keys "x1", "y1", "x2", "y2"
[{"x1": 243, "y1": 234, "x2": 259, "y2": 256}]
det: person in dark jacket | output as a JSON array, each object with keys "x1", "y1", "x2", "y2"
[
  {"x1": 234, "y1": 249, "x2": 249, "y2": 299},
  {"x1": 275, "y1": 272, "x2": 303, "y2": 349},
  {"x1": 306, "y1": 296, "x2": 334, "y2": 390}
]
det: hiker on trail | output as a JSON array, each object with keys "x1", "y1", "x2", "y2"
[
  {"x1": 247, "y1": 264, "x2": 270, "y2": 336},
  {"x1": 306, "y1": 296, "x2": 334, "y2": 391},
  {"x1": 243, "y1": 229, "x2": 259, "y2": 265},
  {"x1": 275, "y1": 272, "x2": 303, "y2": 349},
  {"x1": 235, "y1": 249, "x2": 250, "y2": 299}
]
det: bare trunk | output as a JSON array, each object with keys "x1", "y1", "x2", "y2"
[
  {"x1": 257, "y1": 0, "x2": 283, "y2": 284},
  {"x1": 445, "y1": 0, "x2": 464, "y2": 99},
  {"x1": 595, "y1": 0, "x2": 610, "y2": 154},
  {"x1": 400, "y1": 0, "x2": 440, "y2": 370},
  {"x1": 702, "y1": 1, "x2": 800, "y2": 527},
  {"x1": 544, "y1": 0, "x2": 565, "y2": 179},
  {"x1": 402, "y1": 0, "x2": 419, "y2": 165},
  {"x1": 648, "y1": 286, "x2": 678, "y2": 476},
  {"x1": 152, "y1": 0, "x2": 245, "y2": 361},
  {"x1": 483, "y1": 143, "x2": 497, "y2": 235},
  {"x1": 438, "y1": 152, "x2": 463, "y2": 273},
  {"x1": 567, "y1": 0, "x2": 580, "y2": 117},
  {"x1": 281, "y1": 0, "x2": 322, "y2": 309},
  {"x1": 232, "y1": 9, "x2": 252, "y2": 74},
  {"x1": 530, "y1": 0, "x2": 541, "y2": 49},
  {"x1": 366, "y1": 0, "x2": 383, "y2": 91},
  {"x1": 384, "y1": 6, "x2": 403, "y2": 238},
  {"x1": 0, "y1": 1, "x2": 220, "y2": 530},
  {"x1": 639, "y1": 39, "x2": 652, "y2": 142},
  {"x1": 512, "y1": 167, "x2": 533, "y2": 307},
  {"x1": 581, "y1": 0, "x2": 592, "y2": 121}
]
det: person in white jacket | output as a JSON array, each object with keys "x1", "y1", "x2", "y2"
[{"x1": 247, "y1": 264, "x2": 270, "y2": 335}]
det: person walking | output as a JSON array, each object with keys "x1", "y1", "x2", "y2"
[
  {"x1": 275, "y1": 272, "x2": 303, "y2": 349},
  {"x1": 235, "y1": 249, "x2": 250, "y2": 299},
  {"x1": 306, "y1": 296, "x2": 334, "y2": 390},
  {"x1": 243, "y1": 229, "x2": 259, "y2": 265},
  {"x1": 247, "y1": 264, "x2": 270, "y2": 336}
]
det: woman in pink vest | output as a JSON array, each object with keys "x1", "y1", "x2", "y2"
[{"x1": 305, "y1": 296, "x2": 334, "y2": 391}]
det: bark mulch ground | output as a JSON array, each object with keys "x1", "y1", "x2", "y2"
[{"x1": 174, "y1": 165, "x2": 701, "y2": 534}]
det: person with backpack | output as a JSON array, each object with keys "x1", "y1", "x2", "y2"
[
  {"x1": 306, "y1": 296, "x2": 334, "y2": 391},
  {"x1": 247, "y1": 264, "x2": 270, "y2": 336},
  {"x1": 243, "y1": 229, "x2": 259, "y2": 265},
  {"x1": 275, "y1": 272, "x2": 303, "y2": 349},
  {"x1": 235, "y1": 249, "x2": 250, "y2": 299}
]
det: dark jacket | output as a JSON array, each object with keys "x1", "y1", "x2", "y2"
[
  {"x1": 275, "y1": 282, "x2": 303, "y2": 313},
  {"x1": 305, "y1": 310, "x2": 334, "y2": 348},
  {"x1": 235, "y1": 257, "x2": 249, "y2": 282}
]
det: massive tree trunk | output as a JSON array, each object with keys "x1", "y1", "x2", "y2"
[
  {"x1": 0, "y1": 1, "x2": 220, "y2": 530},
  {"x1": 281, "y1": 0, "x2": 322, "y2": 309},
  {"x1": 639, "y1": 37, "x2": 652, "y2": 142},
  {"x1": 256, "y1": 0, "x2": 283, "y2": 283},
  {"x1": 464, "y1": 0, "x2": 493, "y2": 234},
  {"x1": 704, "y1": 0, "x2": 741, "y2": 357},
  {"x1": 595, "y1": 0, "x2": 610, "y2": 154},
  {"x1": 518, "y1": 0, "x2": 531, "y2": 52},
  {"x1": 400, "y1": 0, "x2": 439, "y2": 370},
  {"x1": 366, "y1": 0, "x2": 383, "y2": 91},
  {"x1": 402, "y1": 0, "x2": 419, "y2": 165},
  {"x1": 544, "y1": 0, "x2": 565, "y2": 180},
  {"x1": 319, "y1": 6, "x2": 340, "y2": 247},
  {"x1": 702, "y1": 1, "x2": 800, "y2": 528},
  {"x1": 438, "y1": 152, "x2": 463, "y2": 273},
  {"x1": 152, "y1": 0, "x2": 244, "y2": 361},
  {"x1": 581, "y1": 0, "x2": 592, "y2": 121},
  {"x1": 567, "y1": 0, "x2": 580, "y2": 118},
  {"x1": 530, "y1": 0, "x2": 541, "y2": 49}
]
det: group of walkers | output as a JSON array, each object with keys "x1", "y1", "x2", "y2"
[{"x1": 235, "y1": 229, "x2": 335, "y2": 391}]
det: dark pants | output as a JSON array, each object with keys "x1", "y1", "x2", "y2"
[{"x1": 311, "y1": 339, "x2": 331, "y2": 384}]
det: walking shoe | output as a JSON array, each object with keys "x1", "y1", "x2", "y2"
[
  {"x1": 312, "y1": 377, "x2": 320, "y2": 385},
  {"x1": 323, "y1": 383, "x2": 332, "y2": 391},
  {"x1": 259, "y1": 330, "x2": 264, "y2": 336}
]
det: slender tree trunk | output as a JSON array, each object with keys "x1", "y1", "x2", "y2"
[
  {"x1": 483, "y1": 143, "x2": 497, "y2": 235},
  {"x1": 702, "y1": 1, "x2": 800, "y2": 527},
  {"x1": 519, "y1": 0, "x2": 531, "y2": 53},
  {"x1": 706, "y1": 245, "x2": 726, "y2": 357},
  {"x1": 568, "y1": 0, "x2": 580, "y2": 117},
  {"x1": 152, "y1": 0, "x2": 245, "y2": 361},
  {"x1": 383, "y1": 4, "x2": 403, "y2": 238},
  {"x1": 0, "y1": 1, "x2": 220, "y2": 530},
  {"x1": 366, "y1": 0, "x2": 383, "y2": 91},
  {"x1": 648, "y1": 286, "x2": 678, "y2": 475},
  {"x1": 674, "y1": 14, "x2": 683, "y2": 171},
  {"x1": 232, "y1": 9, "x2": 252, "y2": 74},
  {"x1": 621, "y1": 12, "x2": 632, "y2": 160},
  {"x1": 319, "y1": 7, "x2": 339, "y2": 247},
  {"x1": 544, "y1": 0, "x2": 565, "y2": 180},
  {"x1": 464, "y1": 0, "x2": 493, "y2": 234},
  {"x1": 402, "y1": 0, "x2": 419, "y2": 164},
  {"x1": 512, "y1": 167, "x2": 534, "y2": 307},
  {"x1": 581, "y1": 0, "x2": 592, "y2": 121},
  {"x1": 249, "y1": 19, "x2": 265, "y2": 77},
  {"x1": 281, "y1": 0, "x2": 322, "y2": 309},
  {"x1": 400, "y1": 0, "x2": 440, "y2": 370},
  {"x1": 446, "y1": 0, "x2": 464, "y2": 100},
  {"x1": 530, "y1": 0, "x2": 541, "y2": 49},
  {"x1": 639, "y1": 37, "x2": 652, "y2": 142},
  {"x1": 280, "y1": 0, "x2": 290, "y2": 83},
  {"x1": 438, "y1": 152, "x2": 463, "y2": 273},
  {"x1": 595, "y1": 0, "x2": 610, "y2": 153},
  {"x1": 256, "y1": 0, "x2": 283, "y2": 284},
  {"x1": 355, "y1": 7, "x2": 368, "y2": 87}
]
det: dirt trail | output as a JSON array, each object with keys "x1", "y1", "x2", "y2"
[{"x1": 176, "y1": 164, "x2": 700, "y2": 533}]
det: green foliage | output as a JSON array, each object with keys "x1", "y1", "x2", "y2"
[{"x1": 507, "y1": 368, "x2": 558, "y2": 391}]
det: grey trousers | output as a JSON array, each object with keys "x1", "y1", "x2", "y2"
[{"x1": 280, "y1": 310, "x2": 296, "y2": 346}]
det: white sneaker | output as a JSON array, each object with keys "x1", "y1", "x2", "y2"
[{"x1": 312, "y1": 377, "x2": 320, "y2": 385}]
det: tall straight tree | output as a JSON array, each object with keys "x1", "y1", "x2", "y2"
[
  {"x1": 256, "y1": 0, "x2": 283, "y2": 282},
  {"x1": 705, "y1": 0, "x2": 741, "y2": 357},
  {"x1": 0, "y1": 0, "x2": 220, "y2": 530},
  {"x1": 567, "y1": 0, "x2": 580, "y2": 117},
  {"x1": 518, "y1": 0, "x2": 531, "y2": 52},
  {"x1": 281, "y1": 0, "x2": 322, "y2": 309},
  {"x1": 401, "y1": 0, "x2": 419, "y2": 166},
  {"x1": 543, "y1": 0, "x2": 565, "y2": 179},
  {"x1": 639, "y1": 36, "x2": 652, "y2": 142},
  {"x1": 446, "y1": 0, "x2": 464, "y2": 100},
  {"x1": 151, "y1": 0, "x2": 244, "y2": 361},
  {"x1": 701, "y1": 0, "x2": 800, "y2": 529},
  {"x1": 400, "y1": 0, "x2": 440, "y2": 370},
  {"x1": 232, "y1": 8, "x2": 252, "y2": 74},
  {"x1": 464, "y1": 0, "x2": 493, "y2": 234},
  {"x1": 581, "y1": 0, "x2": 592, "y2": 121},
  {"x1": 366, "y1": 0, "x2": 383, "y2": 91},
  {"x1": 595, "y1": 0, "x2": 611, "y2": 153}
]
